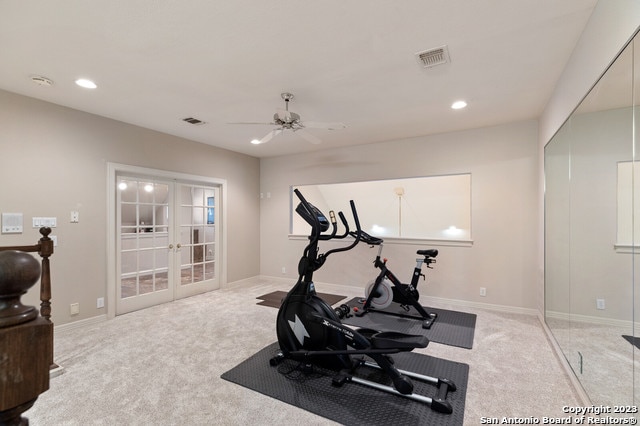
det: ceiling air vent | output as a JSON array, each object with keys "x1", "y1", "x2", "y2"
[
  {"x1": 182, "y1": 117, "x2": 206, "y2": 125},
  {"x1": 415, "y1": 45, "x2": 450, "y2": 69},
  {"x1": 30, "y1": 75, "x2": 54, "y2": 86}
]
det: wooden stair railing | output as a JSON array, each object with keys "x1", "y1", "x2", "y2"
[{"x1": 0, "y1": 227, "x2": 54, "y2": 426}]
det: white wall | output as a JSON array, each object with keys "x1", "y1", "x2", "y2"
[
  {"x1": 260, "y1": 120, "x2": 539, "y2": 310},
  {"x1": 0, "y1": 89, "x2": 260, "y2": 325}
]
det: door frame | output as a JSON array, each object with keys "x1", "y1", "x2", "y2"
[{"x1": 107, "y1": 162, "x2": 227, "y2": 319}]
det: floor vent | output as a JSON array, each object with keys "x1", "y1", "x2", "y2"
[
  {"x1": 416, "y1": 45, "x2": 450, "y2": 68},
  {"x1": 182, "y1": 117, "x2": 206, "y2": 125}
]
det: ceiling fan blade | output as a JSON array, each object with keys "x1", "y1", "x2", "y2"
[
  {"x1": 296, "y1": 129, "x2": 322, "y2": 145},
  {"x1": 300, "y1": 121, "x2": 346, "y2": 130},
  {"x1": 259, "y1": 129, "x2": 283, "y2": 144}
]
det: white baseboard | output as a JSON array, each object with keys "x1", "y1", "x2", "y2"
[
  {"x1": 54, "y1": 314, "x2": 108, "y2": 334},
  {"x1": 546, "y1": 310, "x2": 634, "y2": 328},
  {"x1": 221, "y1": 275, "x2": 272, "y2": 288},
  {"x1": 422, "y1": 294, "x2": 539, "y2": 316},
  {"x1": 54, "y1": 277, "x2": 539, "y2": 336},
  {"x1": 255, "y1": 275, "x2": 539, "y2": 316},
  {"x1": 50, "y1": 363, "x2": 65, "y2": 379}
]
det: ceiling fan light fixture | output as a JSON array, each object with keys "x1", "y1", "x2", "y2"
[{"x1": 232, "y1": 93, "x2": 345, "y2": 146}]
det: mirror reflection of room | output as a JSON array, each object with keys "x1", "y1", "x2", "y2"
[{"x1": 544, "y1": 31, "x2": 639, "y2": 408}]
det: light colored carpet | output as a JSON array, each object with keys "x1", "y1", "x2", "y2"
[{"x1": 26, "y1": 277, "x2": 581, "y2": 425}]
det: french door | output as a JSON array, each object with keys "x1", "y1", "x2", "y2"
[{"x1": 115, "y1": 174, "x2": 220, "y2": 315}]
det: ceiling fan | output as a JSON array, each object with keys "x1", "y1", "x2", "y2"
[{"x1": 230, "y1": 92, "x2": 346, "y2": 145}]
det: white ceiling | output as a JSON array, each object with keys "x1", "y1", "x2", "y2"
[{"x1": 0, "y1": 0, "x2": 597, "y2": 158}]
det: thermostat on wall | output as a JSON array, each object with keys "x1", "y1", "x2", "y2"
[{"x1": 2, "y1": 212, "x2": 23, "y2": 234}]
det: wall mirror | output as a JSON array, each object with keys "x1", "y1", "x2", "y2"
[
  {"x1": 291, "y1": 174, "x2": 472, "y2": 243},
  {"x1": 544, "y1": 32, "x2": 639, "y2": 406}
]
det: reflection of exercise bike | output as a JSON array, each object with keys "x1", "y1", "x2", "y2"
[
  {"x1": 270, "y1": 189, "x2": 455, "y2": 413},
  {"x1": 353, "y1": 231, "x2": 439, "y2": 329}
]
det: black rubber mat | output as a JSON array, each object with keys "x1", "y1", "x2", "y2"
[
  {"x1": 256, "y1": 291, "x2": 346, "y2": 308},
  {"x1": 623, "y1": 335, "x2": 640, "y2": 349},
  {"x1": 342, "y1": 297, "x2": 476, "y2": 349},
  {"x1": 221, "y1": 342, "x2": 468, "y2": 426}
]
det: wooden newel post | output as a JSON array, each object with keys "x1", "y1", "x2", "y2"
[
  {"x1": 37, "y1": 227, "x2": 53, "y2": 322},
  {"x1": 0, "y1": 250, "x2": 53, "y2": 426}
]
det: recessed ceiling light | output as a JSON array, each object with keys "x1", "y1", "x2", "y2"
[
  {"x1": 250, "y1": 139, "x2": 261, "y2": 145},
  {"x1": 75, "y1": 78, "x2": 97, "y2": 89},
  {"x1": 451, "y1": 100, "x2": 467, "y2": 110}
]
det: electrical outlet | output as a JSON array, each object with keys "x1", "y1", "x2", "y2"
[
  {"x1": 97, "y1": 297, "x2": 104, "y2": 308},
  {"x1": 596, "y1": 299, "x2": 605, "y2": 310},
  {"x1": 281, "y1": 266, "x2": 286, "y2": 274},
  {"x1": 480, "y1": 287, "x2": 487, "y2": 297},
  {"x1": 70, "y1": 303, "x2": 79, "y2": 315}
]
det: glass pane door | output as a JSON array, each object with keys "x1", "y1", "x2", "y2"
[
  {"x1": 117, "y1": 177, "x2": 173, "y2": 314},
  {"x1": 176, "y1": 183, "x2": 219, "y2": 299}
]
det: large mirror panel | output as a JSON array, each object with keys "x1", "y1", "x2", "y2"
[
  {"x1": 545, "y1": 36, "x2": 636, "y2": 406},
  {"x1": 634, "y1": 35, "x2": 640, "y2": 408}
]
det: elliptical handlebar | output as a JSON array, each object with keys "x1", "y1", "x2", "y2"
[
  {"x1": 293, "y1": 188, "x2": 362, "y2": 263},
  {"x1": 323, "y1": 199, "x2": 361, "y2": 258},
  {"x1": 333, "y1": 211, "x2": 351, "y2": 239}
]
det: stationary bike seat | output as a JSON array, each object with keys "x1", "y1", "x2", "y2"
[{"x1": 417, "y1": 249, "x2": 438, "y2": 258}]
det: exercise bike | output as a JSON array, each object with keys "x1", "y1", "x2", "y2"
[
  {"x1": 270, "y1": 189, "x2": 455, "y2": 413},
  {"x1": 352, "y1": 230, "x2": 439, "y2": 329}
]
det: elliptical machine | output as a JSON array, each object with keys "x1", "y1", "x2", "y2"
[
  {"x1": 270, "y1": 189, "x2": 455, "y2": 413},
  {"x1": 353, "y1": 230, "x2": 439, "y2": 329}
]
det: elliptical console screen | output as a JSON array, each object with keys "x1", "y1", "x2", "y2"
[{"x1": 296, "y1": 202, "x2": 330, "y2": 232}]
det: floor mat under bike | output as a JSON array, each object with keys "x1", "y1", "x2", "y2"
[
  {"x1": 341, "y1": 297, "x2": 477, "y2": 349},
  {"x1": 221, "y1": 342, "x2": 468, "y2": 426},
  {"x1": 256, "y1": 290, "x2": 346, "y2": 308}
]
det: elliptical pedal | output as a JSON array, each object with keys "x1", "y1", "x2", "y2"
[{"x1": 330, "y1": 365, "x2": 455, "y2": 414}]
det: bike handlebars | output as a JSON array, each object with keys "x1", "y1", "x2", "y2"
[{"x1": 350, "y1": 230, "x2": 383, "y2": 246}]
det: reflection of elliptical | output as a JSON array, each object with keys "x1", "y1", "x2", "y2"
[
  {"x1": 354, "y1": 231, "x2": 439, "y2": 329},
  {"x1": 270, "y1": 189, "x2": 456, "y2": 413}
]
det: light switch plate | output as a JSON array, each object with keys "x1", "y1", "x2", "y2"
[{"x1": 32, "y1": 217, "x2": 57, "y2": 228}]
